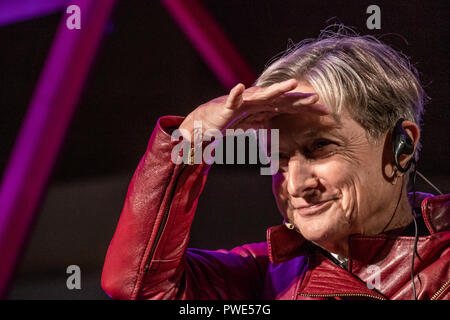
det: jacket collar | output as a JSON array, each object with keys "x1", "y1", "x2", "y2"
[
  {"x1": 266, "y1": 224, "x2": 307, "y2": 264},
  {"x1": 267, "y1": 192, "x2": 450, "y2": 265},
  {"x1": 421, "y1": 193, "x2": 450, "y2": 234}
]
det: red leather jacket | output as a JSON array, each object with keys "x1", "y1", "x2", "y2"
[{"x1": 101, "y1": 116, "x2": 450, "y2": 300}]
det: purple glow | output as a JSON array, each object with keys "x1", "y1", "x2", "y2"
[
  {"x1": 0, "y1": 0, "x2": 116, "y2": 297},
  {"x1": 0, "y1": 0, "x2": 69, "y2": 26},
  {"x1": 161, "y1": 0, "x2": 256, "y2": 90}
]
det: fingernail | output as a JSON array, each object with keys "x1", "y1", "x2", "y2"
[
  {"x1": 281, "y1": 78, "x2": 297, "y2": 85},
  {"x1": 300, "y1": 94, "x2": 318, "y2": 102},
  {"x1": 293, "y1": 94, "x2": 318, "y2": 106},
  {"x1": 232, "y1": 83, "x2": 244, "y2": 92}
]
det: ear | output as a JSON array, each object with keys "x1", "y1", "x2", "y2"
[
  {"x1": 397, "y1": 120, "x2": 420, "y2": 169},
  {"x1": 382, "y1": 120, "x2": 420, "y2": 181}
]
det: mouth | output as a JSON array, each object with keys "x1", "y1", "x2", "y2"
[{"x1": 290, "y1": 198, "x2": 336, "y2": 216}]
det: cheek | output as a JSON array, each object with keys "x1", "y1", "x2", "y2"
[
  {"x1": 338, "y1": 176, "x2": 360, "y2": 222},
  {"x1": 317, "y1": 161, "x2": 361, "y2": 221},
  {"x1": 333, "y1": 161, "x2": 386, "y2": 233},
  {"x1": 318, "y1": 160, "x2": 351, "y2": 188}
]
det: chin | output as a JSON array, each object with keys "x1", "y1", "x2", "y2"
[
  {"x1": 293, "y1": 212, "x2": 341, "y2": 241},
  {"x1": 298, "y1": 225, "x2": 332, "y2": 243}
]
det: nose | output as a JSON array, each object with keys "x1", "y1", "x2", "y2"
[{"x1": 286, "y1": 155, "x2": 319, "y2": 197}]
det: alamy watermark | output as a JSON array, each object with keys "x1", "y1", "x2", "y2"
[
  {"x1": 66, "y1": 5, "x2": 81, "y2": 30},
  {"x1": 170, "y1": 121, "x2": 279, "y2": 175},
  {"x1": 366, "y1": 265, "x2": 381, "y2": 291},
  {"x1": 66, "y1": 265, "x2": 81, "y2": 290},
  {"x1": 366, "y1": 5, "x2": 381, "y2": 30}
]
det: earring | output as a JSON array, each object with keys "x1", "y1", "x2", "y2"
[{"x1": 284, "y1": 220, "x2": 295, "y2": 230}]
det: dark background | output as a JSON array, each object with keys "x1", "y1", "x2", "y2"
[{"x1": 0, "y1": 0, "x2": 448, "y2": 299}]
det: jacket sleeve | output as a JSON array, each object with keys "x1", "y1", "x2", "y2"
[{"x1": 101, "y1": 115, "x2": 269, "y2": 300}]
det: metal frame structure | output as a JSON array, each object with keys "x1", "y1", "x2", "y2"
[{"x1": 0, "y1": 0, "x2": 255, "y2": 298}]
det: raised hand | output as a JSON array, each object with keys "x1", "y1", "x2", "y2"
[{"x1": 179, "y1": 79, "x2": 329, "y2": 141}]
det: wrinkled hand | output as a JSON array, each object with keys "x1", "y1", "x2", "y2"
[{"x1": 179, "y1": 79, "x2": 329, "y2": 141}]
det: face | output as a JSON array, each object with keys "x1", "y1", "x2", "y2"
[{"x1": 269, "y1": 82, "x2": 398, "y2": 255}]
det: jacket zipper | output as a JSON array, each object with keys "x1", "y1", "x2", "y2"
[
  {"x1": 298, "y1": 292, "x2": 386, "y2": 300},
  {"x1": 299, "y1": 279, "x2": 450, "y2": 300},
  {"x1": 430, "y1": 279, "x2": 450, "y2": 300},
  {"x1": 143, "y1": 163, "x2": 187, "y2": 272}
]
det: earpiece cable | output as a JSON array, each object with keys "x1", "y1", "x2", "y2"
[
  {"x1": 411, "y1": 161, "x2": 418, "y2": 300},
  {"x1": 416, "y1": 170, "x2": 444, "y2": 195}
]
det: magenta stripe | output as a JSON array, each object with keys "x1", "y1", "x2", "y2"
[
  {"x1": 0, "y1": 0, "x2": 116, "y2": 297},
  {"x1": 0, "y1": 0, "x2": 68, "y2": 26},
  {"x1": 161, "y1": 0, "x2": 256, "y2": 90}
]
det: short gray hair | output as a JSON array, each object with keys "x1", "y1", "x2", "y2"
[{"x1": 255, "y1": 26, "x2": 429, "y2": 161}]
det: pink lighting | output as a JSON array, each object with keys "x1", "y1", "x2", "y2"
[
  {"x1": 161, "y1": 0, "x2": 256, "y2": 90},
  {"x1": 0, "y1": 0, "x2": 255, "y2": 298},
  {"x1": 0, "y1": 0, "x2": 116, "y2": 298}
]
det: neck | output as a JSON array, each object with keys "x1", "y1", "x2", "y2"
[
  {"x1": 382, "y1": 195, "x2": 414, "y2": 232},
  {"x1": 379, "y1": 178, "x2": 413, "y2": 234}
]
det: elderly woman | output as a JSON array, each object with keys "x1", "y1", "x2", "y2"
[{"x1": 101, "y1": 30, "x2": 450, "y2": 300}]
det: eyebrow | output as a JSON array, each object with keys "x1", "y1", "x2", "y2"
[{"x1": 302, "y1": 121, "x2": 343, "y2": 138}]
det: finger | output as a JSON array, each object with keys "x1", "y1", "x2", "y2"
[
  {"x1": 242, "y1": 93, "x2": 321, "y2": 117},
  {"x1": 287, "y1": 92, "x2": 319, "y2": 106},
  {"x1": 293, "y1": 103, "x2": 330, "y2": 115},
  {"x1": 281, "y1": 92, "x2": 319, "y2": 100},
  {"x1": 276, "y1": 92, "x2": 319, "y2": 106},
  {"x1": 261, "y1": 92, "x2": 331, "y2": 115},
  {"x1": 258, "y1": 93, "x2": 319, "y2": 111},
  {"x1": 274, "y1": 102, "x2": 330, "y2": 115},
  {"x1": 225, "y1": 83, "x2": 245, "y2": 110},
  {"x1": 246, "y1": 78, "x2": 298, "y2": 101}
]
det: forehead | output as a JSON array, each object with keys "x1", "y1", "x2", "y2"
[
  {"x1": 269, "y1": 112, "x2": 343, "y2": 143},
  {"x1": 268, "y1": 81, "x2": 344, "y2": 135},
  {"x1": 266, "y1": 83, "x2": 374, "y2": 150}
]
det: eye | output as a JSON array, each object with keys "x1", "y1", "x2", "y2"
[
  {"x1": 307, "y1": 139, "x2": 337, "y2": 158},
  {"x1": 311, "y1": 139, "x2": 332, "y2": 150}
]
